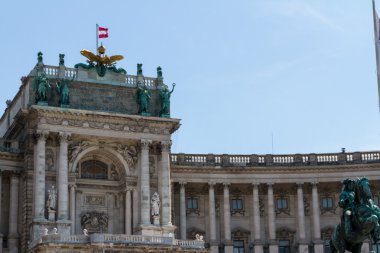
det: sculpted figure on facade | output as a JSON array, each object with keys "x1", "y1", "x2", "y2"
[
  {"x1": 56, "y1": 79, "x2": 70, "y2": 106},
  {"x1": 68, "y1": 141, "x2": 91, "y2": 164},
  {"x1": 46, "y1": 185, "x2": 57, "y2": 211},
  {"x1": 159, "y1": 83, "x2": 175, "y2": 117},
  {"x1": 81, "y1": 211, "x2": 109, "y2": 233},
  {"x1": 33, "y1": 72, "x2": 50, "y2": 104},
  {"x1": 151, "y1": 192, "x2": 161, "y2": 217},
  {"x1": 116, "y1": 144, "x2": 137, "y2": 169},
  {"x1": 136, "y1": 82, "x2": 151, "y2": 115}
]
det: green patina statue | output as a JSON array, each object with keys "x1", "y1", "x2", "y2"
[
  {"x1": 33, "y1": 72, "x2": 50, "y2": 105},
  {"x1": 160, "y1": 83, "x2": 176, "y2": 117},
  {"x1": 59, "y1": 54, "x2": 65, "y2": 66},
  {"x1": 136, "y1": 81, "x2": 151, "y2": 115},
  {"x1": 56, "y1": 79, "x2": 70, "y2": 107},
  {"x1": 137, "y1": 64, "x2": 143, "y2": 76},
  {"x1": 37, "y1": 52, "x2": 43, "y2": 65},
  {"x1": 157, "y1": 66, "x2": 163, "y2": 78},
  {"x1": 331, "y1": 177, "x2": 380, "y2": 253}
]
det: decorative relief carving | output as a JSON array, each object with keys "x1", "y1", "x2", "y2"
[
  {"x1": 81, "y1": 211, "x2": 108, "y2": 233},
  {"x1": 84, "y1": 195, "x2": 105, "y2": 206},
  {"x1": 68, "y1": 141, "x2": 91, "y2": 164},
  {"x1": 149, "y1": 156, "x2": 156, "y2": 175},
  {"x1": 110, "y1": 165, "x2": 120, "y2": 181},
  {"x1": 115, "y1": 144, "x2": 137, "y2": 169},
  {"x1": 303, "y1": 196, "x2": 310, "y2": 216},
  {"x1": 259, "y1": 198, "x2": 265, "y2": 217}
]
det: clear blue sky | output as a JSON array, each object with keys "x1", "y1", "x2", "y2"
[{"x1": 1, "y1": 0, "x2": 380, "y2": 154}]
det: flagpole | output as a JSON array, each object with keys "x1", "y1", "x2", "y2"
[
  {"x1": 96, "y1": 24, "x2": 99, "y2": 52},
  {"x1": 372, "y1": 0, "x2": 380, "y2": 111}
]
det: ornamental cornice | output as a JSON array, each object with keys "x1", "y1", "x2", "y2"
[{"x1": 31, "y1": 105, "x2": 180, "y2": 134}]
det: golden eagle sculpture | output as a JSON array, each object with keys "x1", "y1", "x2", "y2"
[{"x1": 75, "y1": 44, "x2": 126, "y2": 77}]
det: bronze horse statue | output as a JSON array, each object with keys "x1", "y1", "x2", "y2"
[{"x1": 331, "y1": 178, "x2": 380, "y2": 253}]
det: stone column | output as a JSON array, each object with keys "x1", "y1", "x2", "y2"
[
  {"x1": 34, "y1": 130, "x2": 48, "y2": 219},
  {"x1": 69, "y1": 185, "x2": 76, "y2": 234},
  {"x1": 132, "y1": 188, "x2": 139, "y2": 232},
  {"x1": 140, "y1": 139, "x2": 151, "y2": 226},
  {"x1": 208, "y1": 183, "x2": 218, "y2": 253},
  {"x1": 267, "y1": 183, "x2": 278, "y2": 253},
  {"x1": 252, "y1": 183, "x2": 263, "y2": 253},
  {"x1": 8, "y1": 174, "x2": 19, "y2": 253},
  {"x1": 223, "y1": 183, "x2": 233, "y2": 253},
  {"x1": 312, "y1": 182, "x2": 323, "y2": 253},
  {"x1": 58, "y1": 132, "x2": 70, "y2": 220},
  {"x1": 297, "y1": 183, "x2": 308, "y2": 253},
  {"x1": 125, "y1": 189, "x2": 132, "y2": 235},
  {"x1": 179, "y1": 182, "x2": 187, "y2": 239},
  {"x1": 161, "y1": 141, "x2": 172, "y2": 226},
  {"x1": 0, "y1": 172, "x2": 2, "y2": 253}
]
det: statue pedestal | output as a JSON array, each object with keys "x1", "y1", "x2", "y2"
[
  {"x1": 161, "y1": 114, "x2": 170, "y2": 118},
  {"x1": 48, "y1": 210, "x2": 56, "y2": 221},
  {"x1": 153, "y1": 216, "x2": 160, "y2": 226}
]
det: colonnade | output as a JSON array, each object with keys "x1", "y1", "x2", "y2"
[{"x1": 178, "y1": 182, "x2": 324, "y2": 253}]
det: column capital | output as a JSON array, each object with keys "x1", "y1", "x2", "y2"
[
  {"x1": 296, "y1": 182, "x2": 304, "y2": 188},
  {"x1": 10, "y1": 173, "x2": 20, "y2": 181},
  {"x1": 140, "y1": 139, "x2": 152, "y2": 150},
  {"x1": 311, "y1": 181, "x2": 319, "y2": 187},
  {"x1": 266, "y1": 182, "x2": 274, "y2": 187},
  {"x1": 125, "y1": 187, "x2": 134, "y2": 192},
  {"x1": 208, "y1": 182, "x2": 216, "y2": 188},
  {"x1": 58, "y1": 132, "x2": 71, "y2": 143},
  {"x1": 223, "y1": 182, "x2": 230, "y2": 188},
  {"x1": 35, "y1": 130, "x2": 49, "y2": 141},
  {"x1": 179, "y1": 181, "x2": 187, "y2": 187},
  {"x1": 161, "y1": 140, "x2": 172, "y2": 152},
  {"x1": 252, "y1": 182, "x2": 260, "y2": 187},
  {"x1": 69, "y1": 184, "x2": 77, "y2": 190}
]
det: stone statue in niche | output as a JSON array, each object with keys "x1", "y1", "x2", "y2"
[
  {"x1": 46, "y1": 185, "x2": 57, "y2": 211},
  {"x1": 151, "y1": 192, "x2": 160, "y2": 217},
  {"x1": 45, "y1": 149, "x2": 54, "y2": 171}
]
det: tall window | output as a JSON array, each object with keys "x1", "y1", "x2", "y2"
[
  {"x1": 277, "y1": 197, "x2": 287, "y2": 210},
  {"x1": 232, "y1": 198, "x2": 243, "y2": 211},
  {"x1": 187, "y1": 197, "x2": 198, "y2": 210},
  {"x1": 279, "y1": 240, "x2": 290, "y2": 253},
  {"x1": 322, "y1": 197, "x2": 333, "y2": 209},
  {"x1": 233, "y1": 240, "x2": 245, "y2": 253}
]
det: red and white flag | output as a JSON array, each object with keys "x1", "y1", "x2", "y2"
[{"x1": 98, "y1": 26, "x2": 108, "y2": 38}]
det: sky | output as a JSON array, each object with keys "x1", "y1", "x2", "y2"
[{"x1": 1, "y1": 0, "x2": 380, "y2": 155}]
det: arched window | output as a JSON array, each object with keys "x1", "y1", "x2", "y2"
[{"x1": 81, "y1": 160, "x2": 108, "y2": 179}]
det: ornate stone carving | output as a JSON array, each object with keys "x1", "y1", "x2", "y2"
[
  {"x1": 81, "y1": 211, "x2": 109, "y2": 233},
  {"x1": 259, "y1": 198, "x2": 265, "y2": 217},
  {"x1": 149, "y1": 156, "x2": 156, "y2": 175},
  {"x1": 110, "y1": 165, "x2": 120, "y2": 181},
  {"x1": 35, "y1": 130, "x2": 49, "y2": 142},
  {"x1": 68, "y1": 141, "x2": 91, "y2": 164},
  {"x1": 84, "y1": 195, "x2": 105, "y2": 206},
  {"x1": 58, "y1": 132, "x2": 71, "y2": 142},
  {"x1": 115, "y1": 144, "x2": 137, "y2": 169},
  {"x1": 303, "y1": 196, "x2": 310, "y2": 216},
  {"x1": 161, "y1": 141, "x2": 172, "y2": 152},
  {"x1": 141, "y1": 139, "x2": 152, "y2": 150}
]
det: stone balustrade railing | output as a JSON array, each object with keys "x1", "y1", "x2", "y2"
[
  {"x1": 29, "y1": 233, "x2": 205, "y2": 249},
  {"x1": 41, "y1": 65, "x2": 162, "y2": 89},
  {"x1": 171, "y1": 151, "x2": 380, "y2": 167}
]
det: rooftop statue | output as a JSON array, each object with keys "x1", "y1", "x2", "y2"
[
  {"x1": 136, "y1": 81, "x2": 151, "y2": 116},
  {"x1": 160, "y1": 83, "x2": 175, "y2": 117},
  {"x1": 75, "y1": 44, "x2": 126, "y2": 77},
  {"x1": 33, "y1": 72, "x2": 50, "y2": 105},
  {"x1": 56, "y1": 79, "x2": 70, "y2": 107},
  {"x1": 331, "y1": 177, "x2": 380, "y2": 253}
]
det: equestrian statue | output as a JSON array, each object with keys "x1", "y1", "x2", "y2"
[{"x1": 331, "y1": 177, "x2": 380, "y2": 253}]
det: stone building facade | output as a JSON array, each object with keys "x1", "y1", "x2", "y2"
[{"x1": 0, "y1": 51, "x2": 379, "y2": 253}]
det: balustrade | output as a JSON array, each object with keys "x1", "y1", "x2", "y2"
[{"x1": 171, "y1": 151, "x2": 380, "y2": 167}]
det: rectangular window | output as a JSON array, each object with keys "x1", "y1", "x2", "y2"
[
  {"x1": 233, "y1": 240, "x2": 245, "y2": 253},
  {"x1": 232, "y1": 198, "x2": 243, "y2": 210},
  {"x1": 277, "y1": 198, "x2": 287, "y2": 210},
  {"x1": 187, "y1": 197, "x2": 198, "y2": 210},
  {"x1": 279, "y1": 240, "x2": 290, "y2": 253},
  {"x1": 322, "y1": 197, "x2": 333, "y2": 209}
]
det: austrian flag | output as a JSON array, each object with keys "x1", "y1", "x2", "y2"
[{"x1": 98, "y1": 27, "x2": 108, "y2": 38}]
